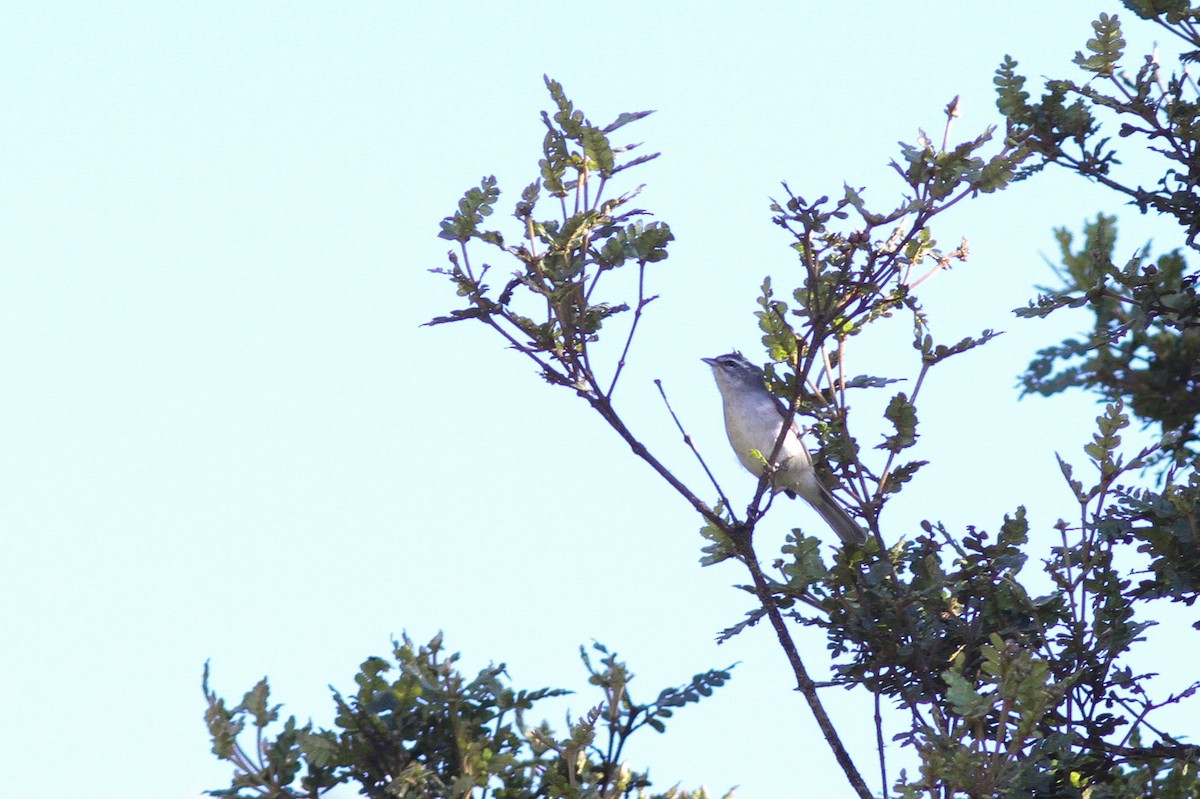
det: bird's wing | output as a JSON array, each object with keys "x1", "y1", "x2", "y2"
[{"x1": 770, "y1": 394, "x2": 805, "y2": 436}]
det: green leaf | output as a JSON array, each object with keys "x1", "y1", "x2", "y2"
[
  {"x1": 994, "y1": 55, "x2": 1031, "y2": 119},
  {"x1": 298, "y1": 729, "x2": 342, "y2": 769},
  {"x1": 1056, "y1": 453, "x2": 1086, "y2": 501},
  {"x1": 977, "y1": 152, "x2": 1019, "y2": 192},
  {"x1": 923, "y1": 330, "x2": 1001, "y2": 365},
  {"x1": 882, "y1": 460, "x2": 928, "y2": 494},
  {"x1": 1121, "y1": 0, "x2": 1190, "y2": 19},
  {"x1": 879, "y1": 392, "x2": 918, "y2": 452},
  {"x1": 1072, "y1": 13, "x2": 1126, "y2": 76},
  {"x1": 540, "y1": 130, "x2": 569, "y2": 197},
  {"x1": 239, "y1": 677, "x2": 276, "y2": 728},
  {"x1": 603, "y1": 220, "x2": 674, "y2": 265},
  {"x1": 514, "y1": 180, "x2": 541, "y2": 219},
  {"x1": 698, "y1": 504, "x2": 737, "y2": 566},
  {"x1": 757, "y1": 277, "x2": 799, "y2": 364},
  {"x1": 424, "y1": 307, "x2": 489, "y2": 327},
  {"x1": 998, "y1": 506, "x2": 1030, "y2": 547},
  {"x1": 843, "y1": 374, "x2": 904, "y2": 389},
  {"x1": 203, "y1": 666, "x2": 244, "y2": 760},
  {"x1": 944, "y1": 667, "x2": 992, "y2": 720},
  {"x1": 780, "y1": 532, "x2": 829, "y2": 592},
  {"x1": 610, "y1": 150, "x2": 661, "y2": 175},
  {"x1": 602, "y1": 109, "x2": 654, "y2": 134},
  {"x1": 543, "y1": 75, "x2": 584, "y2": 138},
  {"x1": 582, "y1": 125, "x2": 615, "y2": 176},
  {"x1": 437, "y1": 176, "x2": 501, "y2": 242}
]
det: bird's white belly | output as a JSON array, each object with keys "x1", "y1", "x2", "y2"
[{"x1": 722, "y1": 398, "x2": 810, "y2": 477}]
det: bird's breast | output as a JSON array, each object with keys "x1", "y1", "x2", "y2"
[{"x1": 723, "y1": 398, "x2": 795, "y2": 473}]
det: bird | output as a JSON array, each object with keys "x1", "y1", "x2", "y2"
[{"x1": 702, "y1": 352, "x2": 867, "y2": 545}]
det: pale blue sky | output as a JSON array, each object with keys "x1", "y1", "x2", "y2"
[{"x1": 2, "y1": 3, "x2": 1194, "y2": 798}]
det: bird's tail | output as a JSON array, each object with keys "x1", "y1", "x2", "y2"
[{"x1": 810, "y1": 491, "x2": 868, "y2": 546}]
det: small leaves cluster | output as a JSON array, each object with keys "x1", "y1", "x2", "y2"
[
  {"x1": 579, "y1": 642, "x2": 734, "y2": 741},
  {"x1": 1029, "y1": 401, "x2": 1200, "y2": 789},
  {"x1": 1072, "y1": 12, "x2": 1127, "y2": 76},
  {"x1": 1018, "y1": 214, "x2": 1200, "y2": 459},
  {"x1": 752, "y1": 503, "x2": 1128, "y2": 798},
  {"x1": 204, "y1": 664, "x2": 339, "y2": 798},
  {"x1": 775, "y1": 399, "x2": 1200, "y2": 793},
  {"x1": 749, "y1": 107, "x2": 1017, "y2": 528},
  {"x1": 418, "y1": 31, "x2": 1200, "y2": 797},
  {"x1": 204, "y1": 634, "x2": 733, "y2": 799},
  {"x1": 954, "y1": 8, "x2": 1200, "y2": 792},
  {"x1": 898, "y1": 636, "x2": 1074, "y2": 798},
  {"x1": 801, "y1": 510, "x2": 1047, "y2": 702},
  {"x1": 998, "y1": 8, "x2": 1200, "y2": 247},
  {"x1": 427, "y1": 76, "x2": 731, "y2": 542},
  {"x1": 760, "y1": 346, "x2": 1200, "y2": 790},
  {"x1": 429, "y1": 76, "x2": 671, "y2": 401},
  {"x1": 1106, "y1": 474, "x2": 1200, "y2": 607}
]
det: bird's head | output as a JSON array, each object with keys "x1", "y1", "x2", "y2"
[{"x1": 702, "y1": 352, "x2": 766, "y2": 392}]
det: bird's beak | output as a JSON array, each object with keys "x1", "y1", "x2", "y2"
[{"x1": 701, "y1": 357, "x2": 718, "y2": 366}]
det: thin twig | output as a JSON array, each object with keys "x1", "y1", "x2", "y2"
[
  {"x1": 941, "y1": 95, "x2": 961, "y2": 153},
  {"x1": 586, "y1": 395, "x2": 726, "y2": 529},
  {"x1": 654, "y1": 378, "x2": 734, "y2": 517},
  {"x1": 736, "y1": 537, "x2": 874, "y2": 799},
  {"x1": 607, "y1": 261, "x2": 649, "y2": 398},
  {"x1": 875, "y1": 688, "x2": 889, "y2": 799},
  {"x1": 873, "y1": 361, "x2": 931, "y2": 503}
]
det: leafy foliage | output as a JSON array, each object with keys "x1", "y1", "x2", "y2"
[
  {"x1": 752, "y1": 118, "x2": 1018, "y2": 535},
  {"x1": 999, "y1": 9, "x2": 1200, "y2": 247},
  {"x1": 1019, "y1": 213, "x2": 1200, "y2": 459},
  {"x1": 208, "y1": 8, "x2": 1200, "y2": 797},
  {"x1": 204, "y1": 635, "x2": 733, "y2": 799},
  {"x1": 425, "y1": 68, "x2": 1060, "y2": 799},
  {"x1": 428, "y1": 76, "x2": 669, "y2": 402},
  {"x1": 417, "y1": 49, "x2": 1200, "y2": 797},
  {"x1": 1003, "y1": 6, "x2": 1200, "y2": 459}
]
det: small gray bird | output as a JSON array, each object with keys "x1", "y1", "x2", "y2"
[{"x1": 703, "y1": 352, "x2": 866, "y2": 546}]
